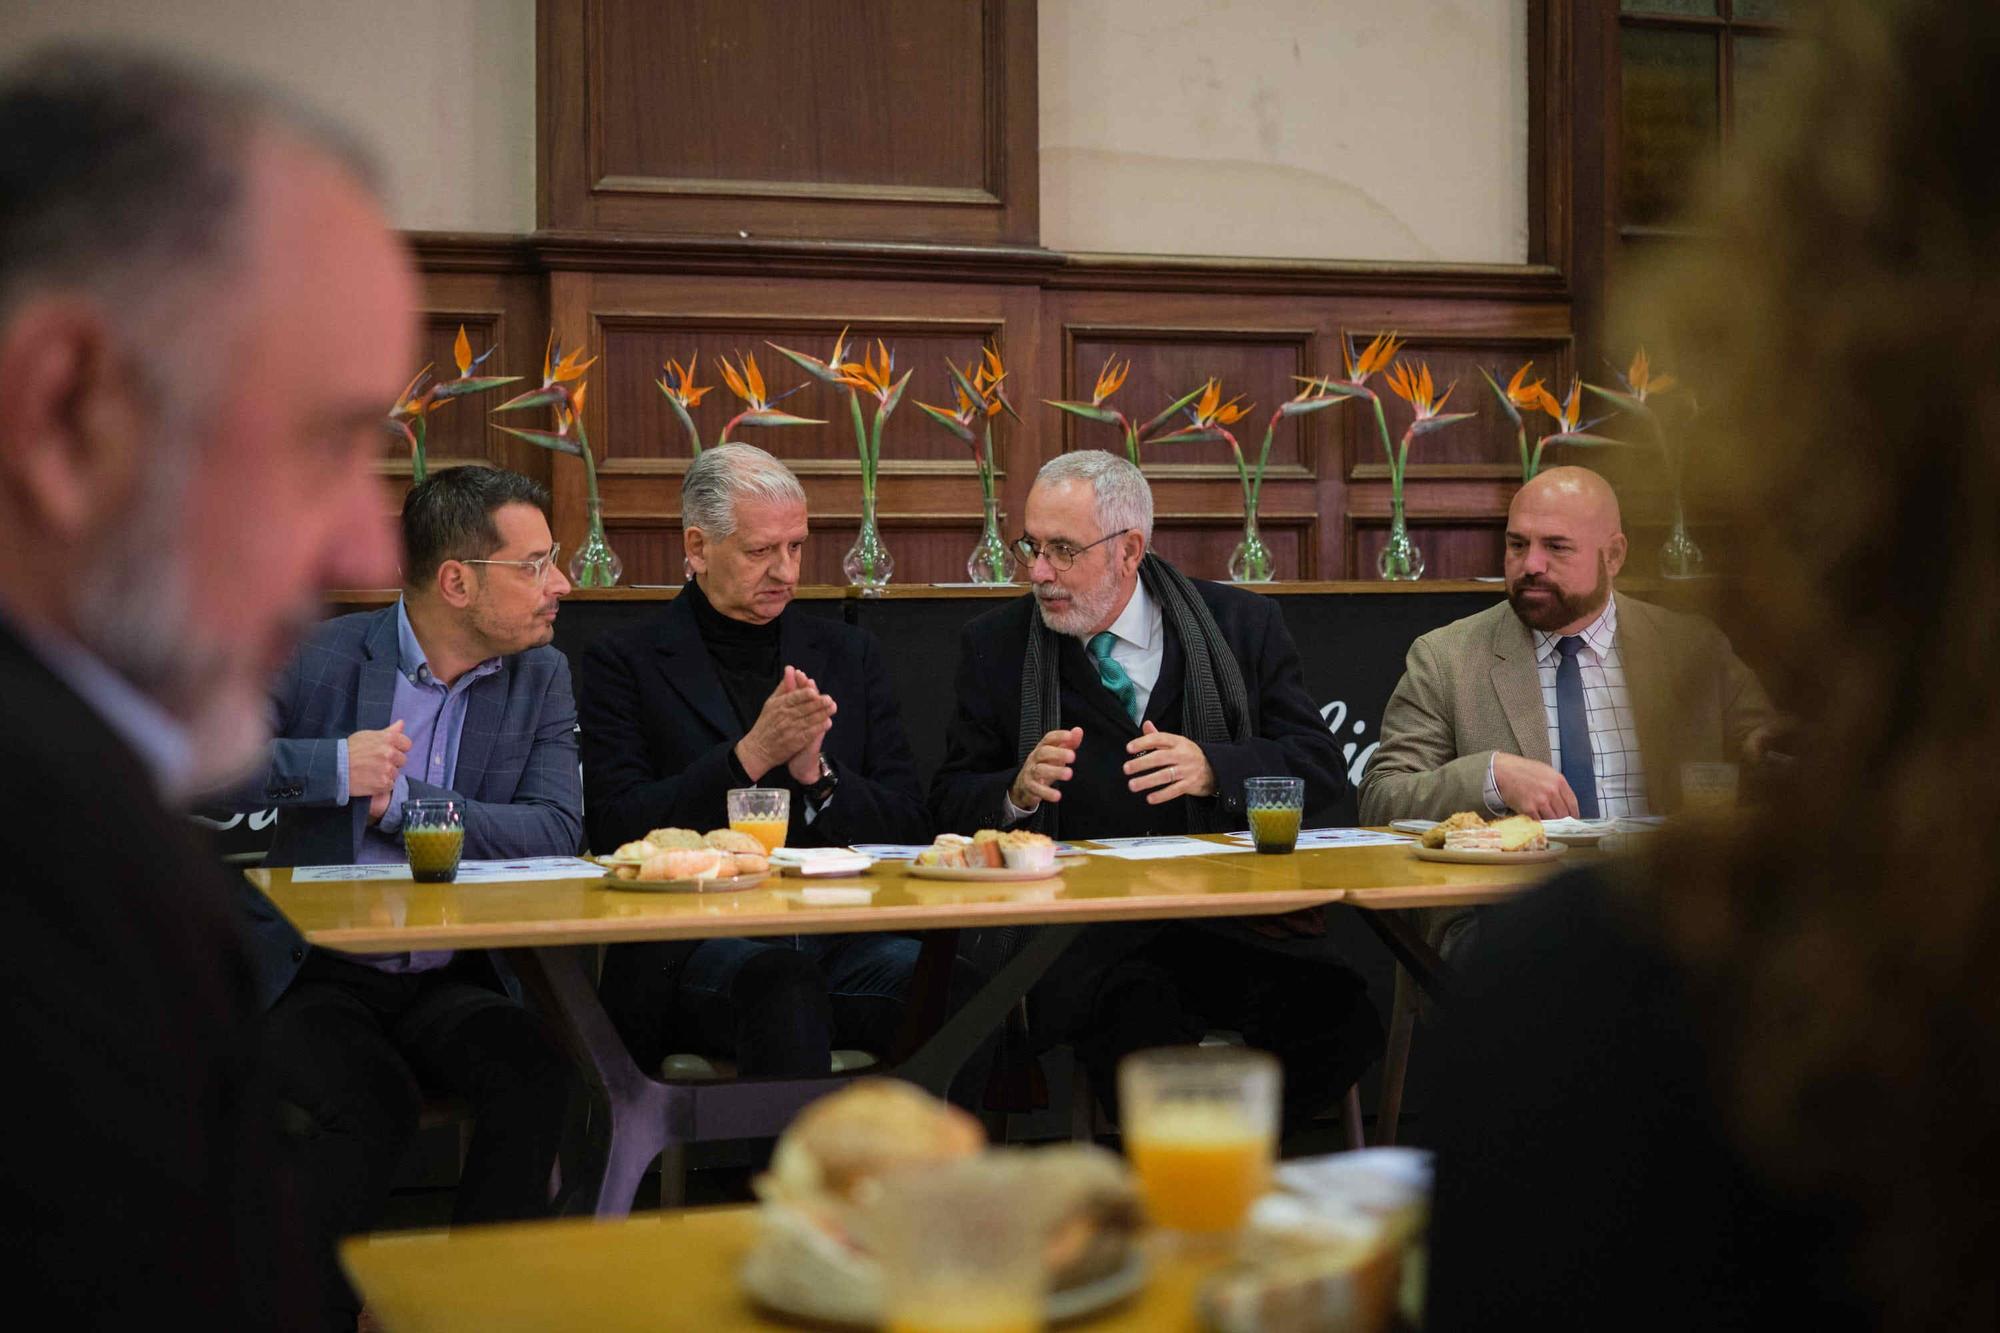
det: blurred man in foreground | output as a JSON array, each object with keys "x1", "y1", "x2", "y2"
[
  {"x1": 0, "y1": 48, "x2": 415, "y2": 1326},
  {"x1": 1360, "y1": 465, "x2": 1776, "y2": 824}
]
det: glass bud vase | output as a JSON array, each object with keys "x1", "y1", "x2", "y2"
[
  {"x1": 1376, "y1": 497, "x2": 1425, "y2": 580},
  {"x1": 966, "y1": 493, "x2": 1016, "y2": 584},
  {"x1": 568, "y1": 499, "x2": 623, "y2": 588},
  {"x1": 1228, "y1": 509, "x2": 1274, "y2": 583},
  {"x1": 1659, "y1": 502, "x2": 1705, "y2": 579},
  {"x1": 842, "y1": 492, "x2": 895, "y2": 594}
]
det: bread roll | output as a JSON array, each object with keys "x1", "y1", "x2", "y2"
[
  {"x1": 644, "y1": 827, "x2": 708, "y2": 851},
  {"x1": 704, "y1": 828, "x2": 765, "y2": 855}
]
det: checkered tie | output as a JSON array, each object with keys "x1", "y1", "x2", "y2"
[{"x1": 1556, "y1": 634, "x2": 1599, "y2": 819}]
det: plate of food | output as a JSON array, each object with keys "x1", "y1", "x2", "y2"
[
  {"x1": 907, "y1": 830, "x2": 1077, "y2": 881},
  {"x1": 1409, "y1": 813, "x2": 1568, "y2": 864},
  {"x1": 597, "y1": 827, "x2": 771, "y2": 891},
  {"x1": 740, "y1": 1081, "x2": 1146, "y2": 1328}
]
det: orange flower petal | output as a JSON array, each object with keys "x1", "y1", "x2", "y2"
[{"x1": 453, "y1": 326, "x2": 472, "y2": 377}]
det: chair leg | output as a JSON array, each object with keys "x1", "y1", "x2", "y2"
[
  {"x1": 1341, "y1": 1084, "x2": 1367, "y2": 1151},
  {"x1": 657, "y1": 1141, "x2": 687, "y2": 1209},
  {"x1": 1375, "y1": 966, "x2": 1418, "y2": 1147},
  {"x1": 1069, "y1": 1053, "x2": 1097, "y2": 1142}
]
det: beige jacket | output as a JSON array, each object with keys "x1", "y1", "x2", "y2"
[{"x1": 1358, "y1": 592, "x2": 1775, "y2": 823}]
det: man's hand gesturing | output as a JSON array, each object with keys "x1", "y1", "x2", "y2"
[
  {"x1": 349, "y1": 719, "x2": 410, "y2": 824},
  {"x1": 1010, "y1": 727, "x2": 1082, "y2": 813},
  {"x1": 736, "y1": 667, "x2": 837, "y2": 782}
]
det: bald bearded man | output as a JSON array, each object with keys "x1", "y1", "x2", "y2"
[{"x1": 1360, "y1": 467, "x2": 1777, "y2": 822}]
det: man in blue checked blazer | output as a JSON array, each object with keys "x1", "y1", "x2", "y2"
[{"x1": 220, "y1": 467, "x2": 581, "y2": 1333}]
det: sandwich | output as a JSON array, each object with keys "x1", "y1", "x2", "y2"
[{"x1": 743, "y1": 1081, "x2": 1142, "y2": 1321}]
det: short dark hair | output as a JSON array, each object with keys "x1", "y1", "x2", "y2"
[{"x1": 401, "y1": 467, "x2": 552, "y2": 587}]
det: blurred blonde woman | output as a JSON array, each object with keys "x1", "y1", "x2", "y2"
[{"x1": 1426, "y1": 2, "x2": 2000, "y2": 1328}]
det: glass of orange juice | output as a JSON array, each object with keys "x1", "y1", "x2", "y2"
[
  {"x1": 725, "y1": 786, "x2": 789, "y2": 853},
  {"x1": 863, "y1": 1158, "x2": 1048, "y2": 1333},
  {"x1": 1119, "y1": 1046, "x2": 1279, "y2": 1238}
]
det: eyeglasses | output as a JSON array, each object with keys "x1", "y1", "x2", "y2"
[
  {"x1": 460, "y1": 544, "x2": 563, "y2": 587},
  {"x1": 1011, "y1": 529, "x2": 1132, "y2": 573}
]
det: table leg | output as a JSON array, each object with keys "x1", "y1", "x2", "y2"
[
  {"x1": 1374, "y1": 967, "x2": 1418, "y2": 1146},
  {"x1": 891, "y1": 924, "x2": 1083, "y2": 1099},
  {"x1": 512, "y1": 946, "x2": 672, "y2": 1218},
  {"x1": 1357, "y1": 908, "x2": 1453, "y2": 1002}
]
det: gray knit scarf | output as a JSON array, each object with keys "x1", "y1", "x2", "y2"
[{"x1": 1014, "y1": 553, "x2": 1251, "y2": 835}]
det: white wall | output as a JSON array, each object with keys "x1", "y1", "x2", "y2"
[
  {"x1": 0, "y1": 0, "x2": 537, "y2": 234},
  {"x1": 0, "y1": 1, "x2": 1529, "y2": 263},
  {"x1": 1039, "y1": 0, "x2": 1529, "y2": 264}
]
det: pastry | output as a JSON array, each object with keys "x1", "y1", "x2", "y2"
[
  {"x1": 1420, "y1": 810, "x2": 1487, "y2": 849},
  {"x1": 1487, "y1": 815, "x2": 1548, "y2": 852},
  {"x1": 704, "y1": 828, "x2": 765, "y2": 855},
  {"x1": 998, "y1": 830, "x2": 1057, "y2": 873},
  {"x1": 643, "y1": 827, "x2": 708, "y2": 851}
]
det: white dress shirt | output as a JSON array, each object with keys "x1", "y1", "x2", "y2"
[{"x1": 1484, "y1": 596, "x2": 1651, "y2": 818}]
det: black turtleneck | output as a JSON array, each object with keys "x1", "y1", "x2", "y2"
[{"x1": 683, "y1": 577, "x2": 782, "y2": 730}]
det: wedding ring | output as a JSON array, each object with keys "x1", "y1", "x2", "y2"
[{"x1": 1168, "y1": 764, "x2": 1178, "y2": 783}]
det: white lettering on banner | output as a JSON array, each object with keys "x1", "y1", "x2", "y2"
[
  {"x1": 1320, "y1": 700, "x2": 1379, "y2": 790},
  {"x1": 190, "y1": 807, "x2": 278, "y2": 832}
]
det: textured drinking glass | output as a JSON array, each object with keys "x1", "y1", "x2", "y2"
[
  {"x1": 1120, "y1": 1046, "x2": 1280, "y2": 1235},
  {"x1": 726, "y1": 786, "x2": 790, "y2": 853},
  {"x1": 402, "y1": 799, "x2": 464, "y2": 883},
  {"x1": 1244, "y1": 775, "x2": 1305, "y2": 854},
  {"x1": 865, "y1": 1157, "x2": 1049, "y2": 1333}
]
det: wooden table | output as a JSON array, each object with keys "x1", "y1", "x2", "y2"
[
  {"x1": 342, "y1": 1205, "x2": 1224, "y2": 1333},
  {"x1": 250, "y1": 839, "x2": 1556, "y2": 1213}
]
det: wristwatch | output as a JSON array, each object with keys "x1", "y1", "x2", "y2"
[{"x1": 805, "y1": 755, "x2": 839, "y2": 807}]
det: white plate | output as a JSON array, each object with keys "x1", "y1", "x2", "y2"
[
  {"x1": 1388, "y1": 818, "x2": 1439, "y2": 836},
  {"x1": 1541, "y1": 818, "x2": 1618, "y2": 846},
  {"x1": 599, "y1": 869, "x2": 770, "y2": 893},
  {"x1": 906, "y1": 857, "x2": 1080, "y2": 883},
  {"x1": 741, "y1": 1246, "x2": 1147, "y2": 1328},
  {"x1": 1412, "y1": 843, "x2": 1568, "y2": 865}
]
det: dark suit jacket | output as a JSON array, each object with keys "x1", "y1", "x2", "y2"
[
  {"x1": 576, "y1": 592, "x2": 930, "y2": 851},
  {"x1": 0, "y1": 622, "x2": 312, "y2": 1326},
  {"x1": 222, "y1": 605, "x2": 583, "y2": 1006},
  {"x1": 928, "y1": 578, "x2": 1347, "y2": 839}
]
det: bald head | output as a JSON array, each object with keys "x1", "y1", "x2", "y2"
[
  {"x1": 1511, "y1": 466, "x2": 1624, "y2": 538},
  {"x1": 1504, "y1": 467, "x2": 1628, "y2": 634}
]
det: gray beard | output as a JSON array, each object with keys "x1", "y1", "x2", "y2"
[
  {"x1": 71, "y1": 445, "x2": 273, "y2": 797},
  {"x1": 1034, "y1": 576, "x2": 1120, "y2": 639}
]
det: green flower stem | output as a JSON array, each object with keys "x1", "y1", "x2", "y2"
[
  {"x1": 412, "y1": 417, "x2": 429, "y2": 485},
  {"x1": 1516, "y1": 425, "x2": 1532, "y2": 480},
  {"x1": 1370, "y1": 393, "x2": 1401, "y2": 504},
  {"x1": 1250, "y1": 420, "x2": 1277, "y2": 513}
]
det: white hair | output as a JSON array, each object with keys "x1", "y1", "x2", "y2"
[
  {"x1": 1033, "y1": 450, "x2": 1153, "y2": 546},
  {"x1": 681, "y1": 442, "x2": 807, "y2": 538}
]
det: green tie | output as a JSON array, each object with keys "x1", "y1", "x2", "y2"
[{"x1": 1088, "y1": 631, "x2": 1140, "y2": 721}]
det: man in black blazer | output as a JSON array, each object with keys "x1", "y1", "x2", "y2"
[
  {"x1": 930, "y1": 451, "x2": 1382, "y2": 1130},
  {"x1": 0, "y1": 49, "x2": 419, "y2": 1327},
  {"x1": 578, "y1": 444, "x2": 933, "y2": 1080}
]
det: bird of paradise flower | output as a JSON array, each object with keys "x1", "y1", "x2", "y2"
[
  {"x1": 488, "y1": 332, "x2": 625, "y2": 586},
  {"x1": 1584, "y1": 346, "x2": 1702, "y2": 576},
  {"x1": 1042, "y1": 356, "x2": 1215, "y2": 466},
  {"x1": 389, "y1": 325, "x2": 520, "y2": 483},
  {"x1": 655, "y1": 349, "x2": 822, "y2": 457},
  {"x1": 1479, "y1": 359, "x2": 1625, "y2": 480},
  {"x1": 913, "y1": 345, "x2": 1023, "y2": 582}
]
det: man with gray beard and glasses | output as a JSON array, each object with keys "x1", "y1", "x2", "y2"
[
  {"x1": 1360, "y1": 466, "x2": 1779, "y2": 824},
  {"x1": 931, "y1": 451, "x2": 1380, "y2": 1136},
  {"x1": 0, "y1": 49, "x2": 417, "y2": 1326}
]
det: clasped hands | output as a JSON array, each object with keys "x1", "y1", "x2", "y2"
[
  {"x1": 736, "y1": 666, "x2": 838, "y2": 784},
  {"x1": 1009, "y1": 721, "x2": 1215, "y2": 813}
]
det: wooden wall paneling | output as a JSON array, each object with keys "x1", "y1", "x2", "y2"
[
  {"x1": 538, "y1": 0, "x2": 1039, "y2": 245},
  {"x1": 560, "y1": 270, "x2": 1046, "y2": 585},
  {"x1": 397, "y1": 271, "x2": 552, "y2": 497}
]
